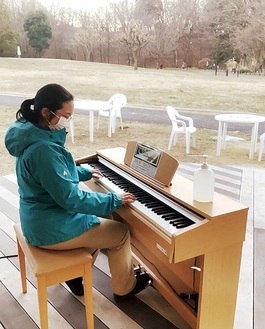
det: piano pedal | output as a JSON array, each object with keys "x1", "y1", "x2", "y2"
[
  {"x1": 179, "y1": 293, "x2": 198, "y2": 312},
  {"x1": 134, "y1": 265, "x2": 141, "y2": 275}
]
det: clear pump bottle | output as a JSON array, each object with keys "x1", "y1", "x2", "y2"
[{"x1": 193, "y1": 155, "x2": 215, "y2": 202}]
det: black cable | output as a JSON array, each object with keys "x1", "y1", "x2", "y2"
[
  {"x1": 0, "y1": 321, "x2": 7, "y2": 329},
  {"x1": 0, "y1": 255, "x2": 18, "y2": 259}
]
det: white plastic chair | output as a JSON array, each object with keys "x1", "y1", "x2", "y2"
[
  {"x1": 97, "y1": 93, "x2": 127, "y2": 136},
  {"x1": 166, "y1": 106, "x2": 196, "y2": 154},
  {"x1": 258, "y1": 132, "x2": 265, "y2": 161}
]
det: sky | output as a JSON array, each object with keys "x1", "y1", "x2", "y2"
[{"x1": 39, "y1": 0, "x2": 121, "y2": 11}]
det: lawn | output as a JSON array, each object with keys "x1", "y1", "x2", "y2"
[
  {"x1": 1, "y1": 57, "x2": 265, "y2": 176},
  {"x1": 1, "y1": 57, "x2": 265, "y2": 113}
]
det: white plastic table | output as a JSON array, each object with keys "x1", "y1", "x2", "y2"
[
  {"x1": 74, "y1": 100, "x2": 112, "y2": 142},
  {"x1": 215, "y1": 113, "x2": 265, "y2": 160}
]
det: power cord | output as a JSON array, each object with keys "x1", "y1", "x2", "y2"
[{"x1": 0, "y1": 255, "x2": 18, "y2": 259}]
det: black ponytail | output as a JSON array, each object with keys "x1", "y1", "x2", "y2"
[
  {"x1": 15, "y1": 84, "x2": 74, "y2": 124},
  {"x1": 16, "y1": 98, "x2": 38, "y2": 123}
]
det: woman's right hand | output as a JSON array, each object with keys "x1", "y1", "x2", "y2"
[{"x1": 121, "y1": 193, "x2": 136, "y2": 205}]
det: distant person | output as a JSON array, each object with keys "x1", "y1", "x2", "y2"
[
  {"x1": 159, "y1": 61, "x2": 164, "y2": 69},
  {"x1": 5, "y1": 83, "x2": 151, "y2": 299},
  {"x1": 17, "y1": 46, "x2": 21, "y2": 58}
]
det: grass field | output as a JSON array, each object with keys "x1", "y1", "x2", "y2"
[
  {"x1": 1, "y1": 57, "x2": 265, "y2": 112},
  {"x1": 1, "y1": 57, "x2": 265, "y2": 176}
]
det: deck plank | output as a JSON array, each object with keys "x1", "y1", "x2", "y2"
[
  {"x1": 0, "y1": 174, "x2": 185, "y2": 329},
  {"x1": 0, "y1": 167, "x2": 254, "y2": 329},
  {"x1": 0, "y1": 282, "x2": 38, "y2": 329},
  {"x1": 254, "y1": 228, "x2": 265, "y2": 328},
  {"x1": 178, "y1": 162, "x2": 242, "y2": 200},
  {"x1": 0, "y1": 255, "x2": 73, "y2": 329}
]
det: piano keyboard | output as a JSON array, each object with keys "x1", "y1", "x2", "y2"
[{"x1": 81, "y1": 158, "x2": 203, "y2": 236}]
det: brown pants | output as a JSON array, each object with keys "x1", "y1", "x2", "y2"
[{"x1": 40, "y1": 217, "x2": 135, "y2": 295}]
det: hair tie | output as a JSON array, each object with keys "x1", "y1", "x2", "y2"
[{"x1": 30, "y1": 98, "x2": 35, "y2": 111}]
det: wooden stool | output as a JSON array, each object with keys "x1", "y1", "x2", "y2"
[{"x1": 14, "y1": 223, "x2": 94, "y2": 329}]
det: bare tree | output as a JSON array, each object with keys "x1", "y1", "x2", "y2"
[
  {"x1": 199, "y1": 0, "x2": 250, "y2": 74},
  {"x1": 46, "y1": 5, "x2": 77, "y2": 59},
  {"x1": 134, "y1": 0, "x2": 167, "y2": 68},
  {"x1": 111, "y1": 0, "x2": 150, "y2": 70},
  {"x1": 73, "y1": 11, "x2": 100, "y2": 61},
  {"x1": 232, "y1": 0, "x2": 265, "y2": 73},
  {"x1": 162, "y1": 0, "x2": 200, "y2": 68}
]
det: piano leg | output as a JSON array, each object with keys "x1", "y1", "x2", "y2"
[{"x1": 197, "y1": 242, "x2": 243, "y2": 329}]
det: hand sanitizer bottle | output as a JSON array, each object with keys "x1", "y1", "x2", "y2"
[{"x1": 193, "y1": 155, "x2": 215, "y2": 202}]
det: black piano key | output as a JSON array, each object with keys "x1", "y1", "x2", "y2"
[
  {"x1": 153, "y1": 207, "x2": 172, "y2": 214},
  {"x1": 163, "y1": 214, "x2": 184, "y2": 221},
  {"x1": 175, "y1": 223, "x2": 193, "y2": 228},
  {"x1": 162, "y1": 212, "x2": 178, "y2": 218},
  {"x1": 169, "y1": 219, "x2": 186, "y2": 224},
  {"x1": 146, "y1": 201, "x2": 162, "y2": 208},
  {"x1": 156, "y1": 208, "x2": 176, "y2": 215}
]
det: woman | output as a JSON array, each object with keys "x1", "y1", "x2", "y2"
[{"x1": 5, "y1": 83, "x2": 151, "y2": 299}]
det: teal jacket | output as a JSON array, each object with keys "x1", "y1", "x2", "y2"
[{"x1": 5, "y1": 120, "x2": 122, "y2": 246}]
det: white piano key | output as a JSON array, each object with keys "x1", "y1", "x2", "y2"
[
  {"x1": 83, "y1": 159, "x2": 204, "y2": 237},
  {"x1": 97, "y1": 177, "x2": 178, "y2": 235}
]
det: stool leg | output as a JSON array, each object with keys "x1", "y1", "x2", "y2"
[
  {"x1": 37, "y1": 276, "x2": 49, "y2": 329},
  {"x1": 17, "y1": 239, "x2": 27, "y2": 293},
  {"x1": 83, "y1": 263, "x2": 94, "y2": 329}
]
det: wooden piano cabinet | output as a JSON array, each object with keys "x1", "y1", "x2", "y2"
[
  {"x1": 197, "y1": 242, "x2": 244, "y2": 329},
  {"x1": 75, "y1": 148, "x2": 248, "y2": 329},
  {"x1": 113, "y1": 210, "x2": 200, "y2": 329}
]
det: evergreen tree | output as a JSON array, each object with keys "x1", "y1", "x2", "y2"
[
  {"x1": 24, "y1": 10, "x2": 52, "y2": 57},
  {"x1": 0, "y1": 1, "x2": 18, "y2": 55}
]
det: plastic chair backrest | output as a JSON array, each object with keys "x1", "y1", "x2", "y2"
[
  {"x1": 166, "y1": 106, "x2": 185, "y2": 129},
  {"x1": 108, "y1": 93, "x2": 127, "y2": 116}
]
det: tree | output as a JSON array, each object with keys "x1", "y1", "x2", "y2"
[
  {"x1": 232, "y1": 0, "x2": 265, "y2": 73},
  {"x1": 135, "y1": 0, "x2": 166, "y2": 68},
  {"x1": 72, "y1": 11, "x2": 100, "y2": 62},
  {"x1": 23, "y1": 10, "x2": 52, "y2": 57},
  {"x1": 0, "y1": 1, "x2": 18, "y2": 55},
  {"x1": 199, "y1": 0, "x2": 247, "y2": 74},
  {"x1": 47, "y1": 5, "x2": 76, "y2": 59},
  {"x1": 112, "y1": 0, "x2": 150, "y2": 70}
]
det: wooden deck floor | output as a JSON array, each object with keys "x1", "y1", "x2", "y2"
[{"x1": 0, "y1": 163, "x2": 263, "y2": 329}]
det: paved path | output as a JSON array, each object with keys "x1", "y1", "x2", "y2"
[{"x1": 1, "y1": 94, "x2": 265, "y2": 134}]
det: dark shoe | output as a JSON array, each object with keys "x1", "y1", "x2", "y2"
[
  {"x1": 65, "y1": 277, "x2": 84, "y2": 296},
  {"x1": 113, "y1": 272, "x2": 152, "y2": 301}
]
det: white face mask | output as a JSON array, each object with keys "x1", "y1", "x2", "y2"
[{"x1": 48, "y1": 111, "x2": 73, "y2": 132}]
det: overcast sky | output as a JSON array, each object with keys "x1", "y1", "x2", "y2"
[{"x1": 39, "y1": 0, "x2": 120, "y2": 10}]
